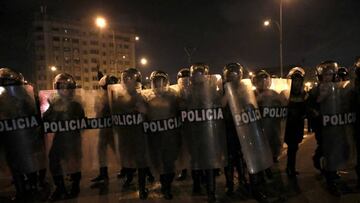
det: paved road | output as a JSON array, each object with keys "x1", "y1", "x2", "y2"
[{"x1": 1, "y1": 132, "x2": 360, "y2": 202}]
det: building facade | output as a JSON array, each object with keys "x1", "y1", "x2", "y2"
[{"x1": 30, "y1": 14, "x2": 136, "y2": 90}]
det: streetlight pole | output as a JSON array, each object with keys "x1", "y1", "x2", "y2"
[{"x1": 280, "y1": 0, "x2": 283, "y2": 78}]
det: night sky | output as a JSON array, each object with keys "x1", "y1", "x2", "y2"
[{"x1": 1, "y1": 0, "x2": 360, "y2": 82}]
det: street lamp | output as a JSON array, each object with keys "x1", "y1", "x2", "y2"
[
  {"x1": 94, "y1": 16, "x2": 118, "y2": 74},
  {"x1": 140, "y1": 57, "x2": 148, "y2": 66},
  {"x1": 50, "y1": 66, "x2": 57, "y2": 72},
  {"x1": 135, "y1": 36, "x2": 140, "y2": 41},
  {"x1": 263, "y1": 0, "x2": 284, "y2": 77}
]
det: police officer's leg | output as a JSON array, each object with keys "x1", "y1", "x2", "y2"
[
  {"x1": 191, "y1": 169, "x2": 202, "y2": 194},
  {"x1": 160, "y1": 172, "x2": 175, "y2": 200},
  {"x1": 286, "y1": 143, "x2": 299, "y2": 177},
  {"x1": 48, "y1": 145, "x2": 67, "y2": 201},
  {"x1": 138, "y1": 168, "x2": 148, "y2": 199},
  {"x1": 69, "y1": 172, "x2": 81, "y2": 197},
  {"x1": 224, "y1": 155, "x2": 234, "y2": 195},
  {"x1": 205, "y1": 169, "x2": 216, "y2": 202},
  {"x1": 91, "y1": 132, "x2": 109, "y2": 182},
  {"x1": 313, "y1": 129, "x2": 323, "y2": 171},
  {"x1": 249, "y1": 172, "x2": 268, "y2": 201}
]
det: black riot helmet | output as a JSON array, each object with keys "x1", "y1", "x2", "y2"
[
  {"x1": 337, "y1": 67, "x2": 349, "y2": 81},
  {"x1": 223, "y1": 63, "x2": 244, "y2": 82},
  {"x1": 190, "y1": 63, "x2": 210, "y2": 77},
  {"x1": 150, "y1": 70, "x2": 169, "y2": 90},
  {"x1": 53, "y1": 73, "x2": 76, "y2": 90},
  {"x1": 0, "y1": 67, "x2": 25, "y2": 86},
  {"x1": 316, "y1": 60, "x2": 339, "y2": 82},
  {"x1": 252, "y1": 69, "x2": 271, "y2": 91},
  {"x1": 121, "y1": 68, "x2": 142, "y2": 83},
  {"x1": 99, "y1": 75, "x2": 118, "y2": 90},
  {"x1": 287, "y1": 67, "x2": 305, "y2": 80},
  {"x1": 177, "y1": 68, "x2": 190, "y2": 80}
]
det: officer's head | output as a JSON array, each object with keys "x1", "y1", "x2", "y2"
[
  {"x1": 177, "y1": 68, "x2": 190, "y2": 80},
  {"x1": 53, "y1": 73, "x2": 76, "y2": 98},
  {"x1": 223, "y1": 63, "x2": 244, "y2": 83},
  {"x1": 316, "y1": 60, "x2": 339, "y2": 83},
  {"x1": 0, "y1": 68, "x2": 25, "y2": 86},
  {"x1": 150, "y1": 70, "x2": 169, "y2": 91},
  {"x1": 99, "y1": 75, "x2": 118, "y2": 90},
  {"x1": 190, "y1": 63, "x2": 209, "y2": 84},
  {"x1": 121, "y1": 68, "x2": 142, "y2": 91},
  {"x1": 337, "y1": 67, "x2": 349, "y2": 81},
  {"x1": 287, "y1": 67, "x2": 305, "y2": 93},
  {"x1": 252, "y1": 70, "x2": 271, "y2": 91}
]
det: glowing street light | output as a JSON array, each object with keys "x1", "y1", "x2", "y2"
[
  {"x1": 135, "y1": 36, "x2": 140, "y2": 41},
  {"x1": 50, "y1": 66, "x2": 57, "y2": 72},
  {"x1": 95, "y1": 16, "x2": 107, "y2": 29},
  {"x1": 264, "y1": 20, "x2": 270, "y2": 26},
  {"x1": 140, "y1": 58, "x2": 148, "y2": 66}
]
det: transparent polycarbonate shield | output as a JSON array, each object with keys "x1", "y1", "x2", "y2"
[
  {"x1": 181, "y1": 74, "x2": 227, "y2": 170},
  {"x1": 143, "y1": 87, "x2": 181, "y2": 174},
  {"x1": 320, "y1": 81, "x2": 356, "y2": 171},
  {"x1": 256, "y1": 78, "x2": 291, "y2": 160},
  {"x1": 225, "y1": 79, "x2": 273, "y2": 174},
  {"x1": 108, "y1": 84, "x2": 149, "y2": 169},
  {"x1": 0, "y1": 85, "x2": 45, "y2": 178},
  {"x1": 39, "y1": 88, "x2": 85, "y2": 176}
]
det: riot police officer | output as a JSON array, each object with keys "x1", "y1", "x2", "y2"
[
  {"x1": 109, "y1": 68, "x2": 150, "y2": 199},
  {"x1": 0, "y1": 68, "x2": 46, "y2": 200},
  {"x1": 176, "y1": 67, "x2": 190, "y2": 181},
  {"x1": 91, "y1": 75, "x2": 118, "y2": 184},
  {"x1": 43, "y1": 73, "x2": 85, "y2": 200},
  {"x1": 144, "y1": 70, "x2": 181, "y2": 199},
  {"x1": 285, "y1": 67, "x2": 307, "y2": 177},
  {"x1": 181, "y1": 63, "x2": 227, "y2": 202},
  {"x1": 222, "y1": 63, "x2": 248, "y2": 195}
]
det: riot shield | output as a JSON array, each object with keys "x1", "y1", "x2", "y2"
[
  {"x1": 80, "y1": 90, "x2": 117, "y2": 172},
  {"x1": 225, "y1": 79, "x2": 273, "y2": 174},
  {"x1": 320, "y1": 81, "x2": 356, "y2": 171},
  {"x1": 39, "y1": 89, "x2": 85, "y2": 176},
  {"x1": 108, "y1": 84, "x2": 149, "y2": 169},
  {"x1": 180, "y1": 74, "x2": 227, "y2": 170},
  {"x1": 256, "y1": 78, "x2": 291, "y2": 160},
  {"x1": 142, "y1": 87, "x2": 181, "y2": 175},
  {"x1": 0, "y1": 85, "x2": 45, "y2": 177}
]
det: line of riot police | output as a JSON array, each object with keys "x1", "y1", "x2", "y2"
[{"x1": 1, "y1": 57, "x2": 360, "y2": 202}]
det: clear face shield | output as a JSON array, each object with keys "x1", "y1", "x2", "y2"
[{"x1": 151, "y1": 76, "x2": 169, "y2": 93}]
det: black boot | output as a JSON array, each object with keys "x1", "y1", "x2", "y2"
[
  {"x1": 11, "y1": 174, "x2": 27, "y2": 201},
  {"x1": 191, "y1": 170, "x2": 202, "y2": 195},
  {"x1": 69, "y1": 172, "x2": 81, "y2": 198},
  {"x1": 250, "y1": 173, "x2": 268, "y2": 202},
  {"x1": 146, "y1": 168, "x2": 155, "y2": 183},
  {"x1": 91, "y1": 167, "x2": 109, "y2": 183},
  {"x1": 224, "y1": 166, "x2": 234, "y2": 196},
  {"x1": 123, "y1": 170, "x2": 135, "y2": 189},
  {"x1": 160, "y1": 173, "x2": 174, "y2": 200},
  {"x1": 176, "y1": 169, "x2": 187, "y2": 181},
  {"x1": 205, "y1": 169, "x2": 216, "y2": 203},
  {"x1": 138, "y1": 168, "x2": 148, "y2": 200},
  {"x1": 49, "y1": 175, "x2": 68, "y2": 201},
  {"x1": 38, "y1": 168, "x2": 48, "y2": 188}
]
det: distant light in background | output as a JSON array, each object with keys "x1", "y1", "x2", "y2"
[
  {"x1": 50, "y1": 66, "x2": 57, "y2": 72},
  {"x1": 140, "y1": 58, "x2": 148, "y2": 66},
  {"x1": 95, "y1": 16, "x2": 107, "y2": 29},
  {"x1": 0, "y1": 86, "x2": 5, "y2": 96},
  {"x1": 264, "y1": 20, "x2": 270, "y2": 26},
  {"x1": 135, "y1": 36, "x2": 140, "y2": 41}
]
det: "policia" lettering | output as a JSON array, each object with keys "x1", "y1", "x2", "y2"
[
  {"x1": 261, "y1": 107, "x2": 287, "y2": 118},
  {"x1": 234, "y1": 109, "x2": 261, "y2": 126},
  {"x1": 0, "y1": 116, "x2": 39, "y2": 132},
  {"x1": 143, "y1": 117, "x2": 181, "y2": 133},
  {"x1": 112, "y1": 114, "x2": 143, "y2": 126},
  {"x1": 181, "y1": 108, "x2": 224, "y2": 122},
  {"x1": 43, "y1": 117, "x2": 113, "y2": 133},
  {"x1": 322, "y1": 112, "x2": 356, "y2": 127}
]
